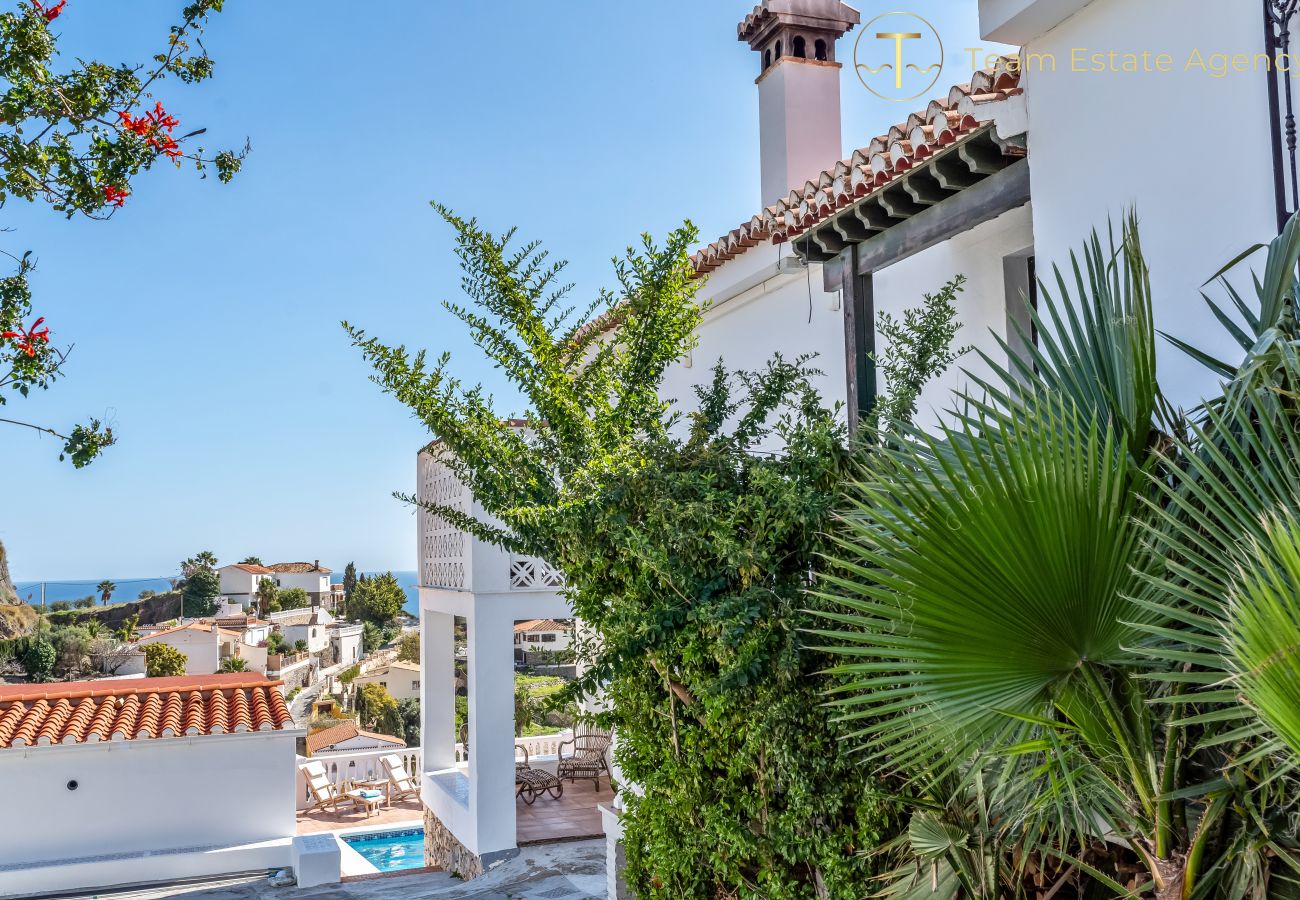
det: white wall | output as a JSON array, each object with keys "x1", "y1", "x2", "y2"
[
  {"x1": 355, "y1": 663, "x2": 421, "y2": 702},
  {"x1": 515, "y1": 629, "x2": 572, "y2": 653},
  {"x1": 274, "y1": 572, "x2": 331, "y2": 597},
  {"x1": 139, "y1": 629, "x2": 221, "y2": 676},
  {"x1": 660, "y1": 241, "x2": 848, "y2": 442},
  {"x1": 1014, "y1": 0, "x2": 1277, "y2": 411},
  {"x1": 758, "y1": 59, "x2": 845, "y2": 208},
  {"x1": 0, "y1": 732, "x2": 297, "y2": 878},
  {"x1": 218, "y1": 567, "x2": 269, "y2": 598},
  {"x1": 281, "y1": 622, "x2": 330, "y2": 654},
  {"x1": 332, "y1": 628, "x2": 362, "y2": 666},
  {"x1": 873, "y1": 204, "x2": 1035, "y2": 429}
]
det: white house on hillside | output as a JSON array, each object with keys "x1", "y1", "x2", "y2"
[
  {"x1": 513, "y1": 619, "x2": 572, "y2": 664},
  {"x1": 271, "y1": 607, "x2": 334, "y2": 655},
  {"x1": 413, "y1": 0, "x2": 1298, "y2": 891},
  {"x1": 353, "y1": 659, "x2": 421, "y2": 702},
  {"x1": 134, "y1": 623, "x2": 231, "y2": 675},
  {"x1": 267, "y1": 562, "x2": 333, "y2": 608},
  {"x1": 217, "y1": 563, "x2": 274, "y2": 610},
  {"x1": 0, "y1": 674, "x2": 299, "y2": 897},
  {"x1": 305, "y1": 720, "x2": 405, "y2": 756}
]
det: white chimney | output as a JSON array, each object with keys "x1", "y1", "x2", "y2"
[{"x1": 738, "y1": 1, "x2": 860, "y2": 208}]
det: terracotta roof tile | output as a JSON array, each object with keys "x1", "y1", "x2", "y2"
[
  {"x1": 267, "y1": 562, "x2": 331, "y2": 574},
  {"x1": 689, "y1": 58, "x2": 1024, "y2": 276},
  {"x1": 513, "y1": 619, "x2": 572, "y2": 634},
  {"x1": 227, "y1": 563, "x2": 273, "y2": 574},
  {"x1": 305, "y1": 720, "x2": 405, "y2": 755},
  {"x1": 0, "y1": 674, "x2": 295, "y2": 750}
]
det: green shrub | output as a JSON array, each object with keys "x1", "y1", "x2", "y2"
[{"x1": 143, "y1": 642, "x2": 187, "y2": 677}]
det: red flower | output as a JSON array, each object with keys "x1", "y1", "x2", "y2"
[
  {"x1": 32, "y1": 0, "x2": 65, "y2": 21},
  {"x1": 2, "y1": 317, "x2": 51, "y2": 357},
  {"x1": 103, "y1": 184, "x2": 128, "y2": 207},
  {"x1": 117, "y1": 102, "x2": 182, "y2": 158}
]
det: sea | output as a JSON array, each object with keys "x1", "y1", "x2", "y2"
[{"x1": 12, "y1": 570, "x2": 421, "y2": 617}]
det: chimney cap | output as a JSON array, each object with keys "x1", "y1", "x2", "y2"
[{"x1": 738, "y1": 0, "x2": 860, "y2": 48}]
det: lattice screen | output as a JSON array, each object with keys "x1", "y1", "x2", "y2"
[
  {"x1": 508, "y1": 555, "x2": 565, "y2": 590},
  {"x1": 418, "y1": 450, "x2": 469, "y2": 589}
]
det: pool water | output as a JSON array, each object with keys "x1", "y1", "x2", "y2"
[{"x1": 342, "y1": 827, "x2": 426, "y2": 872}]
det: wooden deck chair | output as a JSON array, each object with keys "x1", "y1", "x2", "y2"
[
  {"x1": 300, "y1": 760, "x2": 381, "y2": 817},
  {"x1": 380, "y1": 753, "x2": 421, "y2": 803}
]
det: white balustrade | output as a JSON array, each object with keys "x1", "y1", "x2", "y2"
[
  {"x1": 450, "y1": 729, "x2": 572, "y2": 765},
  {"x1": 295, "y1": 746, "x2": 423, "y2": 810}
]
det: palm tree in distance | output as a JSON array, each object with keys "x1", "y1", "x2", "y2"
[{"x1": 97, "y1": 579, "x2": 115, "y2": 605}]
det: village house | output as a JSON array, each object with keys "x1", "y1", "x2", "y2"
[
  {"x1": 216, "y1": 562, "x2": 274, "y2": 610},
  {"x1": 414, "y1": 0, "x2": 1295, "y2": 889},
  {"x1": 513, "y1": 619, "x2": 572, "y2": 665},
  {"x1": 133, "y1": 622, "x2": 238, "y2": 675},
  {"x1": 352, "y1": 659, "x2": 421, "y2": 702},
  {"x1": 0, "y1": 674, "x2": 299, "y2": 897},
  {"x1": 267, "y1": 561, "x2": 334, "y2": 608},
  {"x1": 304, "y1": 719, "x2": 406, "y2": 756},
  {"x1": 270, "y1": 607, "x2": 334, "y2": 655},
  {"x1": 329, "y1": 620, "x2": 364, "y2": 667}
]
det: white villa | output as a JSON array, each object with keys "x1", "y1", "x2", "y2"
[
  {"x1": 267, "y1": 561, "x2": 337, "y2": 609},
  {"x1": 217, "y1": 562, "x2": 274, "y2": 608},
  {"x1": 218, "y1": 561, "x2": 344, "y2": 614},
  {"x1": 513, "y1": 619, "x2": 572, "y2": 664},
  {"x1": 411, "y1": 0, "x2": 1299, "y2": 892},
  {"x1": 133, "y1": 622, "x2": 247, "y2": 675},
  {"x1": 353, "y1": 658, "x2": 422, "y2": 702},
  {"x1": 12, "y1": 1, "x2": 1300, "y2": 898},
  {"x1": 270, "y1": 607, "x2": 334, "y2": 655}
]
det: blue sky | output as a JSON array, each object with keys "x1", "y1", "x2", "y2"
[{"x1": 4, "y1": 1, "x2": 1006, "y2": 582}]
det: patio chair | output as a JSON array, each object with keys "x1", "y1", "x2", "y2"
[
  {"x1": 513, "y1": 742, "x2": 564, "y2": 804},
  {"x1": 300, "y1": 760, "x2": 383, "y2": 818},
  {"x1": 556, "y1": 729, "x2": 612, "y2": 790},
  {"x1": 380, "y1": 753, "x2": 421, "y2": 804}
]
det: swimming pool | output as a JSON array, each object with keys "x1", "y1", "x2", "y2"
[{"x1": 342, "y1": 827, "x2": 425, "y2": 873}]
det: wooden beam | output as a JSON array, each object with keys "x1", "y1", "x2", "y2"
[
  {"x1": 854, "y1": 158, "x2": 1030, "y2": 275},
  {"x1": 841, "y1": 244, "x2": 876, "y2": 438}
]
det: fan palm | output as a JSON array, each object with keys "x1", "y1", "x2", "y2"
[
  {"x1": 96, "y1": 579, "x2": 115, "y2": 605},
  {"x1": 814, "y1": 215, "x2": 1300, "y2": 898}
]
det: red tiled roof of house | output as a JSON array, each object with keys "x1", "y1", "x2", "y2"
[
  {"x1": 228, "y1": 563, "x2": 273, "y2": 574},
  {"x1": 267, "y1": 562, "x2": 332, "y2": 574},
  {"x1": 0, "y1": 674, "x2": 294, "y2": 749},
  {"x1": 305, "y1": 720, "x2": 405, "y2": 755},
  {"x1": 575, "y1": 60, "x2": 1025, "y2": 342},
  {"x1": 691, "y1": 58, "x2": 1024, "y2": 275},
  {"x1": 513, "y1": 619, "x2": 572, "y2": 634},
  {"x1": 136, "y1": 622, "x2": 238, "y2": 642}
]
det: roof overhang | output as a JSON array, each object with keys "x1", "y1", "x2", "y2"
[{"x1": 794, "y1": 121, "x2": 1028, "y2": 264}]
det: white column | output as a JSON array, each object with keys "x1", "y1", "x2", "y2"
[
  {"x1": 466, "y1": 599, "x2": 517, "y2": 854},
  {"x1": 421, "y1": 610, "x2": 456, "y2": 771}
]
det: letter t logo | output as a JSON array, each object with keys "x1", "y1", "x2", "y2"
[{"x1": 877, "y1": 32, "x2": 922, "y2": 88}]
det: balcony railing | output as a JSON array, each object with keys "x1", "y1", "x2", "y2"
[
  {"x1": 295, "y1": 746, "x2": 423, "y2": 810},
  {"x1": 453, "y1": 728, "x2": 573, "y2": 764}
]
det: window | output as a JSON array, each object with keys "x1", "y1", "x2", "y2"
[
  {"x1": 1003, "y1": 251, "x2": 1038, "y2": 369},
  {"x1": 814, "y1": 38, "x2": 828, "y2": 61},
  {"x1": 763, "y1": 49, "x2": 771, "y2": 70},
  {"x1": 541, "y1": 633, "x2": 557, "y2": 643},
  {"x1": 775, "y1": 40, "x2": 782, "y2": 59},
  {"x1": 412, "y1": 680, "x2": 420, "y2": 690},
  {"x1": 792, "y1": 36, "x2": 806, "y2": 58}
]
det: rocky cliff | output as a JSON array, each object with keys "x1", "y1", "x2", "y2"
[{"x1": 0, "y1": 539, "x2": 16, "y2": 604}]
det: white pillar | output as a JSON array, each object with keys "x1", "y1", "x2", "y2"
[
  {"x1": 466, "y1": 599, "x2": 517, "y2": 854},
  {"x1": 422, "y1": 610, "x2": 456, "y2": 771}
]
